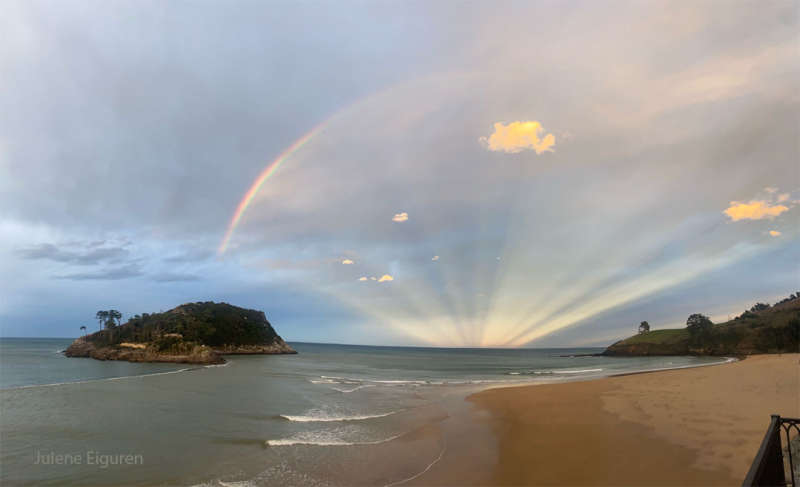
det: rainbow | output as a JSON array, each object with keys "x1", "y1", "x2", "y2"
[
  {"x1": 216, "y1": 76, "x2": 432, "y2": 255},
  {"x1": 217, "y1": 122, "x2": 327, "y2": 254}
]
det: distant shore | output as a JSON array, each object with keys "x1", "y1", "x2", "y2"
[{"x1": 412, "y1": 354, "x2": 799, "y2": 486}]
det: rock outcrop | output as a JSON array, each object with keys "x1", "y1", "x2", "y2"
[
  {"x1": 65, "y1": 338, "x2": 223, "y2": 364},
  {"x1": 212, "y1": 339, "x2": 296, "y2": 355},
  {"x1": 64, "y1": 301, "x2": 296, "y2": 364}
]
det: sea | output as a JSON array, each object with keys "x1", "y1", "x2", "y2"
[{"x1": 0, "y1": 338, "x2": 730, "y2": 486}]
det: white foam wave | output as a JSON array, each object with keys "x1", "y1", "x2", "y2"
[
  {"x1": 609, "y1": 357, "x2": 737, "y2": 376},
  {"x1": 266, "y1": 433, "x2": 401, "y2": 447},
  {"x1": 506, "y1": 368, "x2": 604, "y2": 376},
  {"x1": 552, "y1": 368, "x2": 604, "y2": 374},
  {"x1": 279, "y1": 410, "x2": 397, "y2": 422},
  {"x1": 1, "y1": 367, "x2": 197, "y2": 391},
  {"x1": 204, "y1": 361, "x2": 231, "y2": 368},
  {"x1": 331, "y1": 384, "x2": 374, "y2": 393},
  {"x1": 311, "y1": 359, "x2": 732, "y2": 391},
  {"x1": 309, "y1": 378, "x2": 337, "y2": 384}
]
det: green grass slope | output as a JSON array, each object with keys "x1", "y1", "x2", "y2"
[{"x1": 604, "y1": 294, "x2": 800, "y2": 356}]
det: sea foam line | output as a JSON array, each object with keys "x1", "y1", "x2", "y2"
[
  {"x1": 265, "y1": 433, "x2": 402, "y2": 447},
  {"x1": 279, "y1": 410, "x2": 398, "y2": 422},
  {"x1": 331, "y1": 384, "x2": 374, "y2": 393},
  {"x1": 317, "y1": 375, "x2": 504, "y2": 386},
  {"x1": 552, "y1": 368, "x2": 604, "y2": 374},
  {"x1": 1, "y1": 367, "x2": 199, "y2": 391},
  {"x1": 384, "y1": 442, "x2": 447, "y2": 487},
  {"x1": 205, "y1": 360, "x2": 232, "y2": 368},
  {"x1": 609, "y1": 356, "x2": 737, "y2": 377}
]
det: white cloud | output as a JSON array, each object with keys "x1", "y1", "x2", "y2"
[
  {"x1": 724, "y1": 200, "x2": 789, "y2": 221},
  {"x1": 341, "y1": 259, "x2": 354, "y2": 265},
  {"x1": 392, "y1": 212, "x2": 408, "y2": 222},
  {"x1": 431, "y1": 255, "x2": 439, "y2": 261},
  {"x1": 769, "y1": 230, "x2": 781, "y2": 237},
  {"x1": 480, "y1": 121, "x2": 556, "y2": 154},
  {"x1": 378, "y1": 274, "x2": 394, "y2": 282},
  {"x1": 358, "y1": 276, "x2": 368, "y2": 281}
]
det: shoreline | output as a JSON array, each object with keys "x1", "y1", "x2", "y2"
[{"x1": 410, "y1": 353, "x2": 798, "y2": 486}]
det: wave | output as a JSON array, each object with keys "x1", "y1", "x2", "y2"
[
  {"x1": 320, "y1": 375, "x2": 431, "y2": 385},
  {"x1": 1, "y1": 367, "x2": 198, "y2": 391},
  {"x1": 331, "y1": 384, "x2": 374, "y2": 393},
  {"x1": 204, "y1": 361, "x2": 231, "y2": 368},
  {"x1": 319, "y1": 376, "x2": 363, "y2": 384},
  {"x1": 266, "y1": 433, "x2": 401, "y2": 447},
  {"x1": 505, "y1": 368, "x2": 604, "y2": 376},
  {"x1": 609, "y1": 357, "x2": 737, "y2": 376},
  {"x1": 553, "y1": 368, "x2": 604, "y2": 374},
  {"x1": 279, "y1": 410, "x2": 397, "y2": 422},
  {"x1": 313, "y1": 360, "x2": 730, "y2": 389},
  {"x1": 316, "y1": 375, "x2": 506, "y2": 386}
]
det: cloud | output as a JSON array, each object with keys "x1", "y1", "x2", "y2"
[
  {"x1": 765, "y1": 187, "x2": 779, "y2": 193},
  {"x1": 57, "y1": 264, "x2": 143, "y2": 280},
  {"x1": 777, "y1": 193, "x2": 790, "y2": 203},
  {"x1": 724, "y1": 200, "x2": 789, "y2": 221},
  {"x1": 392, "y1": 212, "x2": 408, "y2": 222},
  {"x1": 431, "y1": 255, "x2": 439, "y2": 261},
  {"x1": 370, "y1": 277, "x2": 377, "y2": 281},
  {"x1": 480, "y1": 121, "x2": 556, "y2": 154},
  {"x1": 163, "y1": 249, "x2": 214, "y2": 263},
  {"x1": 17, "y1": 243, "x2": 129, "y2": 265},
  {"x1": 769, "y1": 230, "x2": 781, "y2": 237},
  {"x1": 341, "y1": 259, "x2": 354, "y2": 265},
  {"x1": 151, "y1": 272, "x2": 200, "y2": 282},
  {"x1": 378, "y1": 274, "x2": 394, "y2": 282},
  {"x1": 358, "y1": 276, "x2": 368, "y2": 281}
]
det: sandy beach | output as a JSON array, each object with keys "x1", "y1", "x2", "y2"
[{"x1": 415, "y1": 354, "x2": 799, "y2": 486}]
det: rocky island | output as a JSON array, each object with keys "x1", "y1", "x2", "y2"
[
  {"x1": 65, "y1": 301, "x2": 296, "y2": 364},
  {"x1": 603, "y1": 293, "x2": 800, "y2": 356}
]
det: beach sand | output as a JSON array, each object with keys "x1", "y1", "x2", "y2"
[{"x1": 413, "y1": 354, "x2": 799, "y2": 486}]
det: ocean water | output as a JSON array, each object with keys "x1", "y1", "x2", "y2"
[{"x1": 0, "y1": 338, "x2": 729, "y2": 486}]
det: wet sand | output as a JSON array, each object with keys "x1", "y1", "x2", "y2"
[{"x1": 414, "y1": 354, "x2": 799, "y2": 486}]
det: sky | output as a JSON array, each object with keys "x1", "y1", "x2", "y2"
[{"x1": 1, "y1": 0, "x2": 798, "y2": 347}]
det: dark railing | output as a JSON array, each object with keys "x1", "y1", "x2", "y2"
[{"x1": 743, "y1": 415, "x2": 800, "y2": 487}]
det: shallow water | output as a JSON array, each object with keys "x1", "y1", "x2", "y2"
[{"x1": 0, "y1": 338, "x2": 727, "y2": 486}]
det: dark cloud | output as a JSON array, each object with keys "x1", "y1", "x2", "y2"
[
  {"x1": 57, "y1": 264, "x2": 143, "y2": 281},
  {"x1": 17, "y1": 243, "x2": 129, "y2": 265},
  {"x1": 162, "y1": 249, "x2": 215, "y2": 264},
  {"x1": 151, "y1": 272, "x2": 201, "y2": 283}
]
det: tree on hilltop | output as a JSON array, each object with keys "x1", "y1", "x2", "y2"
[
  {"x1": 106, "y1": 310, "x2": 122, "y2": 329},
  {"x1": 638, "y1": 321, "x2": 650, "y2": 334},
  {"x1": 95, "y1": 309, "x2": 122, "y2": 329},
  {"x1": 686, "y1": 313, "x2": 713, "y2": 347},
  {"x1": 95, "y1": 311, "x2": 108, "y2": 331}
]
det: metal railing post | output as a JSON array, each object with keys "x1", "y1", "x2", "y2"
[{"x1": 743, "y1": 415, "x2": 786, "y2": 487}]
